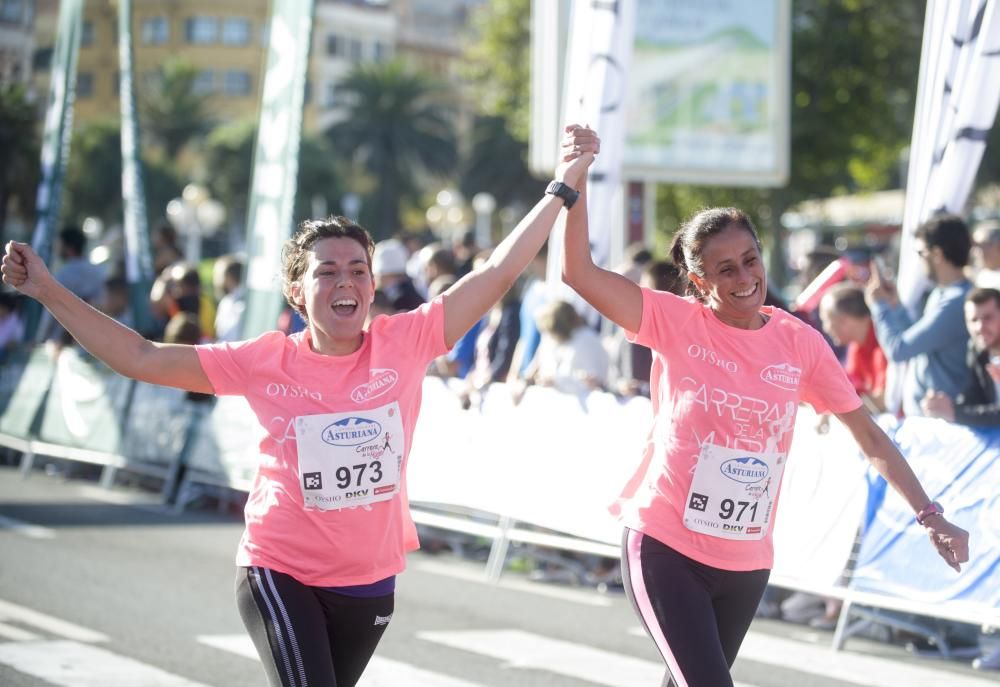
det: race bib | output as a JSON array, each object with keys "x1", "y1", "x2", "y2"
[
  {"x1": 295, "y1": 402, "x2": 404, "y2": 511},
  {"x1": 682, "y1": 442, "x2": 785, "y2": 541}
]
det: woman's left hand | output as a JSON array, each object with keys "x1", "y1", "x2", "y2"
[{"x1": 924, "y1": 516, "x2": 970, "y2": 572}]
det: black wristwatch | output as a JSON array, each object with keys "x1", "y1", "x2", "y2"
[{"x1": 545, "y1": 180, "x2": 580, "y2": 209}]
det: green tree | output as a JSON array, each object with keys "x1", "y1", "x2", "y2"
[
  {"x1": 326, "y1": 61, "x2": 457, "y2": 239},
  {"x1": 458, "y1": 114, "x2": 543, "y2": 211},
  {"x1": 659, "y1": 0, "x2": 926, "y2": 287},
  {"x1": 63, "y1": 120, "x2": 123, "y2": 224},
  {"x1": 461, "y1": 0, "x2": 933, "y2": 288},
  {"x1": 464, "y1": 0, "x2": 532, "y2": 142},
  {"x1": 63, "y1": 120, "x2": 180, "y2": 230},
  {"x1": 295, "y1": 135, "x2": 345, "y2": 223},
  {"x1": 0, "y1": 83, "x2": 40, "y2": 243},
  {"x1": 203, "y1": 118, "x2": 256, "y2": 227},
  {"x1": 205, "y1": 119, "x2": 345, "y2": 229},
  {"x1": 140, "y1": 58, "x2": 211, "y2": 160}
]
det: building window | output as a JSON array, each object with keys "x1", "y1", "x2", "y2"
[
  {"x1": 80, "y1": 20, "x2": 94, "y2": 47},
  {"x1": 141, "y1": 17, "x2": 169, "y2": 44},
  {"x1": 222, "y1": 18, "x2": 250, "y2": 45},
  {"x1": 348, "y1": 38, "x2": 362, "y2": 63},
  {"x1": 223, "y1": 70, "x2": 251, "y2": 96},
  {"x1": 192, "y1": 70, "x2": 214, "y2": 94},
  {"x1": 322, "y1": 82, "x2": 336, "y2": 109},
  {"x1": 185, "y1": 17, "x2": 218, "y2": 44},
  {"x1": 325, "y1": 34, "x2": 340, "y2": 56},
  {"x1": 0, "y1": 0, "x2": 24, "y2": 23},
  {"x1": 373, "y1": 41, "x2": 389, "y2": 63},
  {"x1": 142, "y1": 70, "x2": 163, "y2": 90},
  {"x1": 77, "y1": 72, "x2": 94, "y2": 97}
]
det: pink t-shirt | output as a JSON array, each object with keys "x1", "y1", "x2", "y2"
[
  {"x1": 614, "y1": 288, "x2": 861, "y2": 571},
  {"x1": 196, "y1": 299, "x2": 447, "y2": 586}
]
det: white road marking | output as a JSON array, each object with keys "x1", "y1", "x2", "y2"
[
  {"x1": 410, "y1": 559, "x2": 614, "y2": 607},
  {"x1": 0, "y1": 621, "x2": 40, "y2": 641},
  {"x1": 0, "y1": 598, "x2": 107, "y2": 642},
  {"x1": 738, "y1": 632, "x2": 1000, "y2": 687},
  {"x1": 0, "y1": 640, "x2": 210, "y2": 687},
  {"x1": 417, "y1": 628, "x2": 761, "y2": 687},
  {"x1": 0, "y1": 514, "x2": 56, "y2": 539},
  {"x1": 199, "y1": 634, "x2": 487, "y2": 687}
]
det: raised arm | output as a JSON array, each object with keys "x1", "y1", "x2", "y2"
[
  {"x1": 2, "y1": 241, "x2": 213, "y2": 393},
  {"x1": 440, "y1": 126, "x2": 598, "y2": 348},
  {"x1": 835, "y1": 406, "x2": 970, "y2": 571},
  {"x1": 560, "y1": 128, "x2": 642, "y2": 332}
]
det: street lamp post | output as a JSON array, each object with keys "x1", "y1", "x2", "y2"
[
  {"x1": 167, "y1": 183, "x2": 225, "y2": 264},
  {"x1": 471, "y1": 192, "x2": 496, "y2": 249}
]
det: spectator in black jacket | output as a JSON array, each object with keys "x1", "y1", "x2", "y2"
[{"x1": 923, "y1": 287, "x2": 1000, "y2": 426}]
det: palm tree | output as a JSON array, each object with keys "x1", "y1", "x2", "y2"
[
  {"x1": 140, "y1": 58, "x2": 211, "y2": 161},
  {"x1": 326, "y1": 61, "x2": 457, "y2": 238},
  {"x1": 0, "y1": 83, "x2": 39, "y2": 244}
]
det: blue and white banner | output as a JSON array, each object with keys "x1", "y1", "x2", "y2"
[
  {"x1": 897, "y1": 0, "x2": 1000, "y2": 312},
  {"x1": 118, "y1": 0, "x2": 155, "y2": 333},
  {"x1": 242, "y1": 0, "x2": 315, "y2": 337},
  {"x1": 546, "y1": 0, "x2": 637, "y2": 311},
  {"x1": 24, "y1": 0, "x2": 83, "y2": 340},
  {"x1": 852, "y1": 416, "x2": 1000, "y2": 619}
]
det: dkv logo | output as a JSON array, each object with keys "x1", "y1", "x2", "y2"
[
  {"x1": 760, "y1": 363, "x2": 801, "y2": 390},
  {"x1": 351, "y1": 369, "x2": 399, "y2": 403},
  {"x1": 720, "y1": 457, "x2": 769, "y2": 484},
  {"x1": 321, "y1": 417, "x2": 382, "y2": 446}
]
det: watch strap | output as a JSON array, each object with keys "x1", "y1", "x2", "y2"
[{"x1": 545, "y1": 180, "x2": 579, "y2": 209}]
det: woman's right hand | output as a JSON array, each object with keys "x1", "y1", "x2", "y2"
[
  {"x1": 556, "y1": 124, "x2": 600, "y2": 190},
  {"x1": 2, "y1": 241, "x2": 54, "y2": 301},
  {"x1": 924, "y1": 516, "x2": 970, "y2": 572}
]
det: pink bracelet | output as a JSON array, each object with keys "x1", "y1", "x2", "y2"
[{"x1": 915, "y1": 501, "x2": 944, "y2": 526}]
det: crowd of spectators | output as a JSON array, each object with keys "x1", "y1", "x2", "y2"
[{"x1": 1, "y1": 212, "x2": 998, "y2": 670}]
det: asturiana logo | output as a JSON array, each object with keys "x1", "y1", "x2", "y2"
[
  {"x1": 322, "y1": 417, "x2": 382, "y2": 446},
  {"x1": 720, "y1": 457, "x2": 769, "y2": 484},
  {"x1": 760, "y1": 363, "x2": 801, "y2": 390},
  {"x1": 351, "y1": 368, "x2": 399, "y2": 403}
]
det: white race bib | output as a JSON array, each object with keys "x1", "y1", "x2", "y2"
[
  {"x1": 683, "y1": 442, "x2": 785, "y2": 541},
  {"x1": 295, "y1": 401, "x2": 404, "y2": 511}
]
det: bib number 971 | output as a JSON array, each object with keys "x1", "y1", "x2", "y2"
[
  {"x1": 719, "y1": 499, "x2": 758, "y2": 522},
  {"x1": 335, "y1": 461, "x2": 383, "y2": 489}
]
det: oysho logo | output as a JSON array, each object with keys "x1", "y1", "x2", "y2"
[
  {"x1": 351, "y1": 368, "x2": 399, "y2": 403},
  {"x1": 720, "y1": 457, "x2": 769, "y2": 484},
  {"x1": 321, "y1": 417, "x2": 382, "y2": 446},
  {"x1": 374, "y1": 613, "x2": 392, "y2": 626},
  {"x1": 760, "y1": 363, "x2": 801, "y2": 390},
  {"x1": 686, "y1": 344, "x2": 739, "y2": 373},
  {"x1": 266, "y1": 382, "x2": 322, "y2": 400}
]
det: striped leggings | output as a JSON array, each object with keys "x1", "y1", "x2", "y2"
[
  {"x1": 621, "y1": 529, "x2": 769, "y2": 687},
  {"x1": 236, "y1": 566, "x2": 394, "y2": 687}
]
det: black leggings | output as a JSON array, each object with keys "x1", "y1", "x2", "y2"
[
  {"x1": 621, "y1": 529, "x2": 769, "y2": 687},
  {"x1": 236, "y1": 566, "x2": 394, "y2": 687}
]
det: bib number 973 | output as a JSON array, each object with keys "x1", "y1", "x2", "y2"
[{"x1": 335, "y1": 461, "x2": 383, "y2": 489}]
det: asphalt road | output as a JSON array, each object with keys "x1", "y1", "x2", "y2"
[{"x1": 0, "y1": 462, "x2": 995, "y2": 687}]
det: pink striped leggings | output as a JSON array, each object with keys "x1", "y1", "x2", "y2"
[{"x1": 622, "y1": 528, "x2": 769, "y2": 687}]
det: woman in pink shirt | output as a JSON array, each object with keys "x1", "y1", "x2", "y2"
[
  {"x1": 1, "y1": 127, "x2": 596, "y2": 687},
  {"x1": 560, "y1": 127, "x2": 969, "y2": 687}
]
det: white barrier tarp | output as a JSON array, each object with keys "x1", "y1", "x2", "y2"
[{"x1": 410, "y1": 379, "x2": 865, "y2": 589}]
